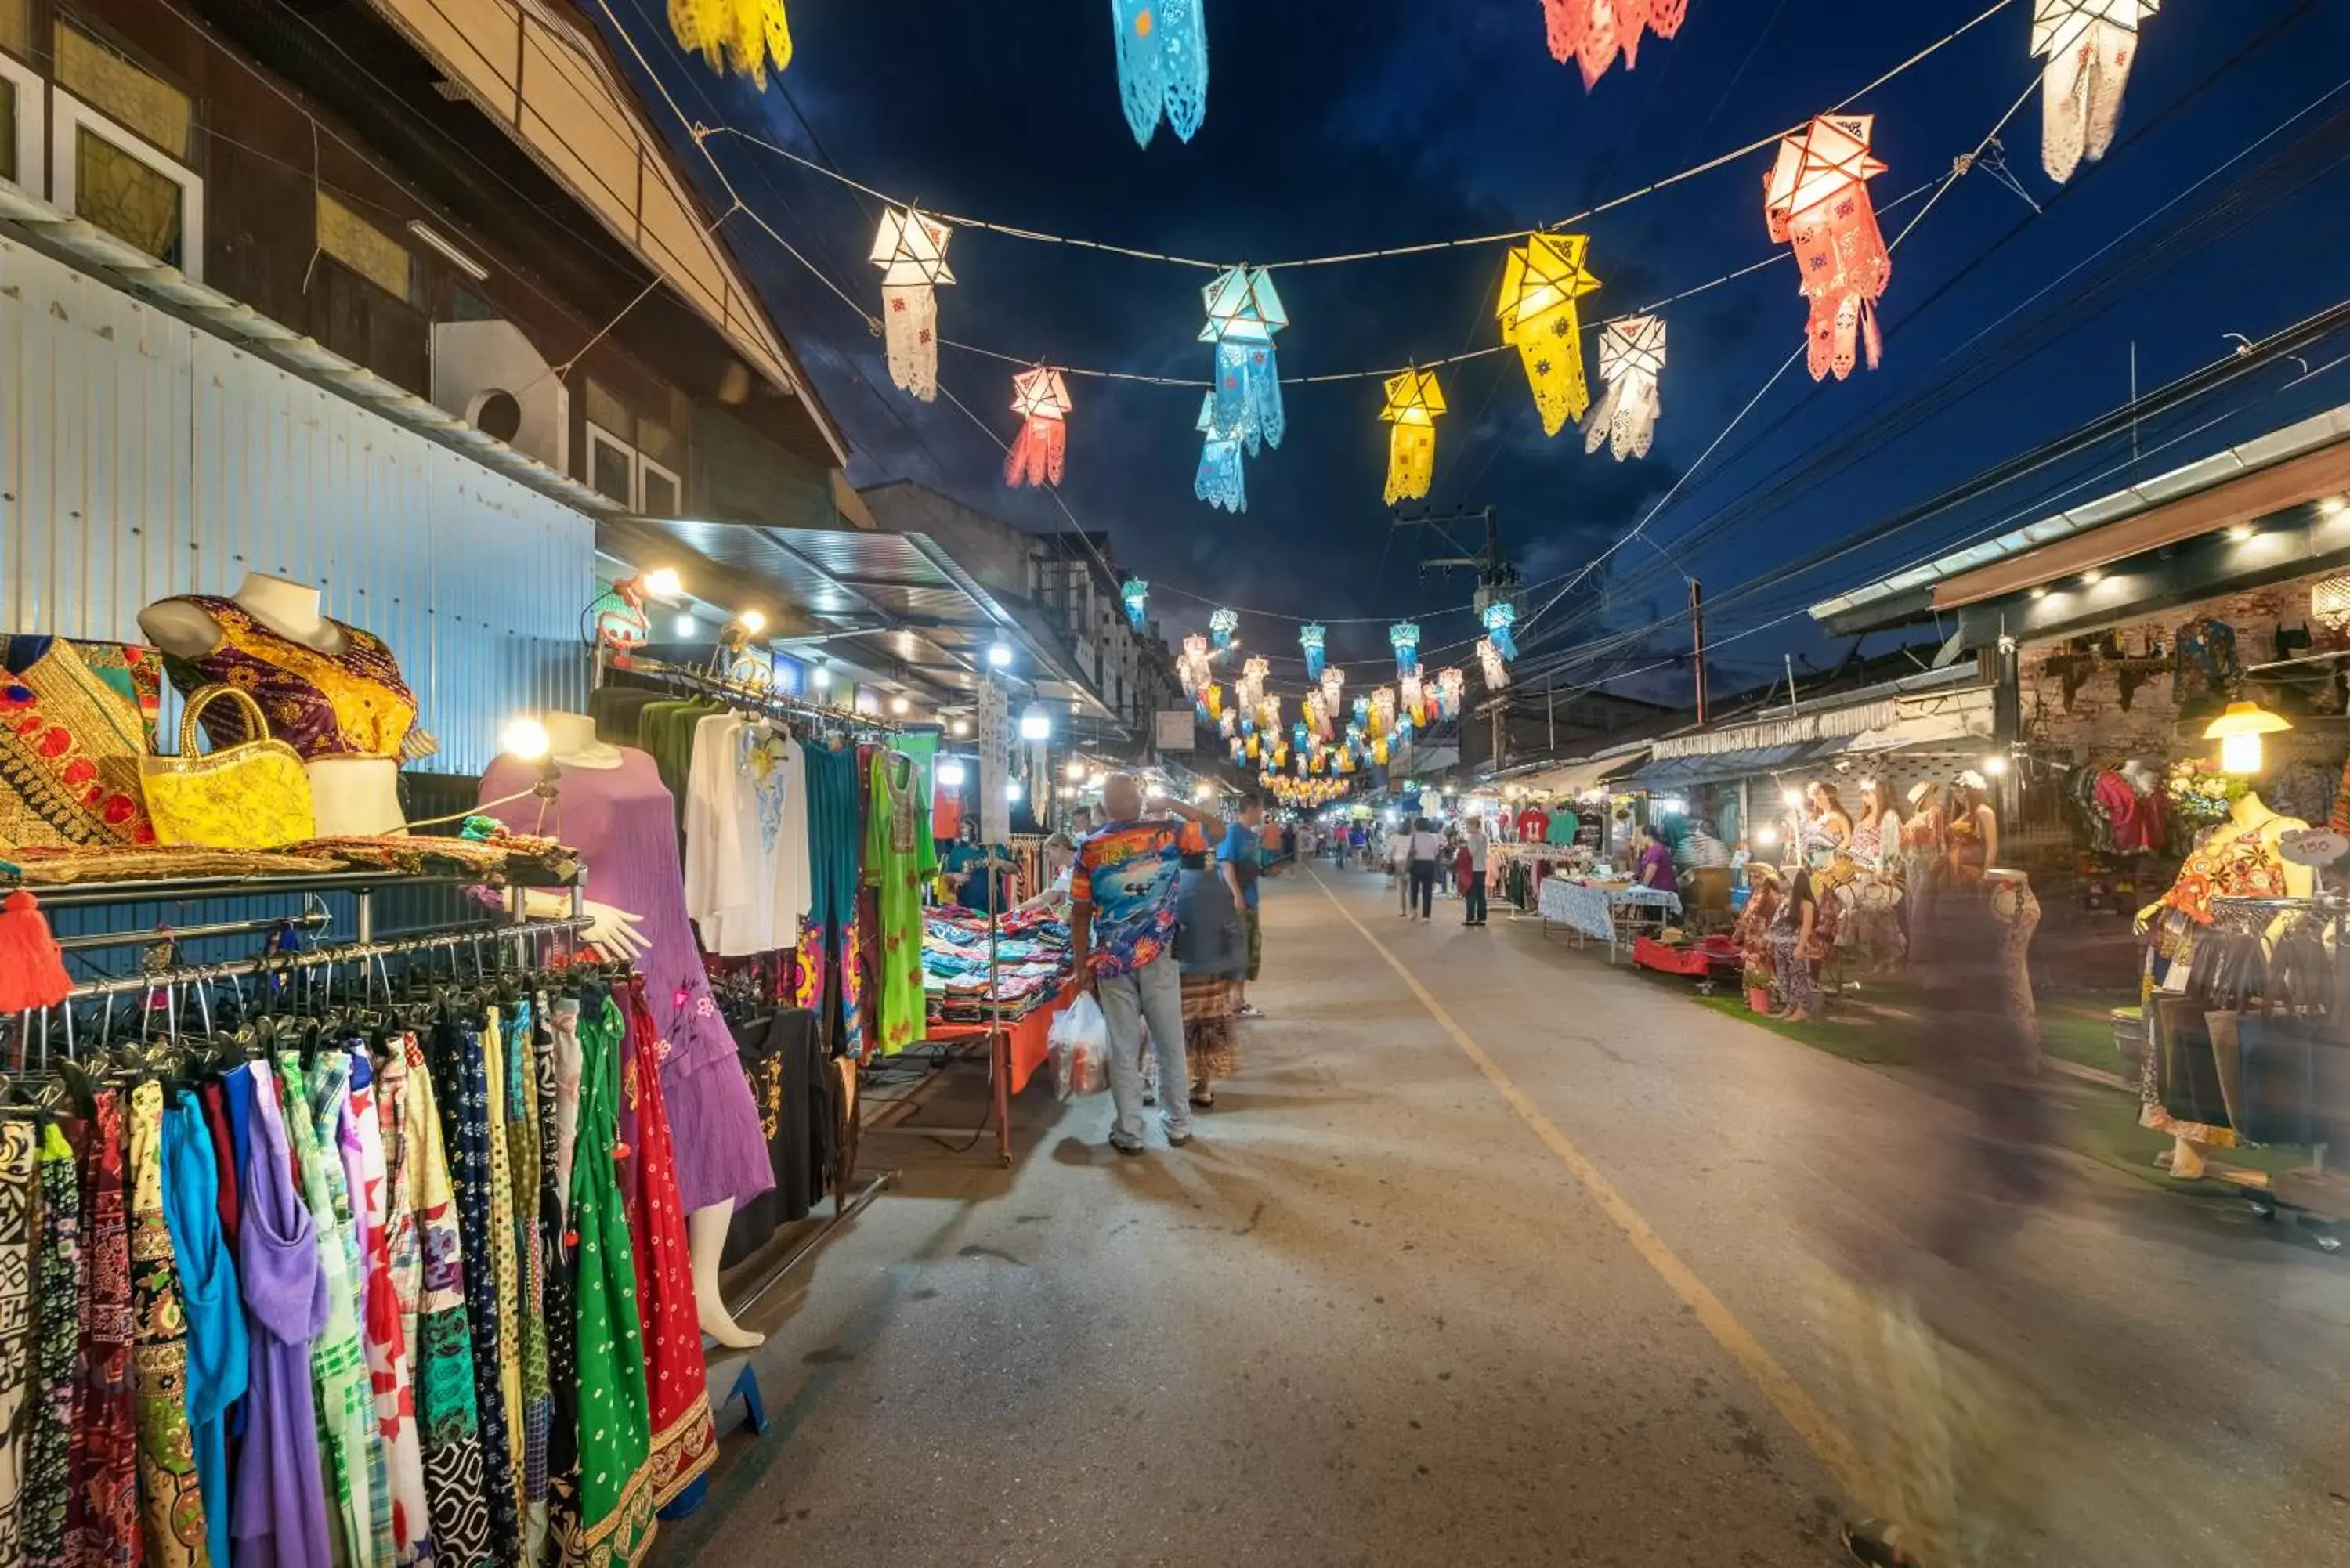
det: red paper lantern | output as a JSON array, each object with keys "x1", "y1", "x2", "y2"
[
  {"x1": 1004, "y1": 367, "x2": 1072, "y2": 489},
  {"x1": 1764, "y1": 114, "x2": 1892, "y2": 381},
  {"x1": 1541, "y1": 0, "x2": 1687, "y2": 88}
]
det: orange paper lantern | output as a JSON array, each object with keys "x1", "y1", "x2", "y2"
[
  {"x1": 1004, "y1": 367, "x2": 1072, "y2": 489},
  {"x1": 1764, "y1": 115, "x2": 1891, "y2": 381},
  {"x1": 1542, "y1": 0, "x2": 1687, "y2": 88}
]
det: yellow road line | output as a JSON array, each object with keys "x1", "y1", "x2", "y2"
[{"x1": 1310, "y1": 868, "x2": 1867, "y2": 1497}]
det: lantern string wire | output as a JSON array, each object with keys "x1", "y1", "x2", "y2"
[
  {"x1": 924, "y1": 177, "x2": 1940, "y2": 391},
  {"x1": 693, "y1": 0, "x2": 2020, "y2": 273}
]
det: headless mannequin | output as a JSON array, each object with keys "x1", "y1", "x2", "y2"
[
  {"x1": 525, "y1": 711, "x2": 763, "y2": 1349},
  {"x1": 2134, "y1": 790, "x2": 2312, "y2": 1177},
  {"x1": 137, "y1": 573, "x2": 432, "y2": 836}
]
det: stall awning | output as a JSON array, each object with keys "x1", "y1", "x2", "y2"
[
  {"x1": 1629, "y1": 740, "x2": 1850, "y2": 790},
  {"x1": 1627, "y1": 687, "x2": 1995, "y2": 788},
  {"x1": 1517, "y1": 743, "x2": 1651, "y2": 797}
]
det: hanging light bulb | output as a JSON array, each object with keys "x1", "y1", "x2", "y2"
[
  {"x1": 1379, "y1": 367, "x2": 1446, "y2": 505},
  {"x1": 2205, "y1": 700, "x2": 2290, "y2": 775},
  {"x1": 1497, "y1": 233, "x2": 1600, "y2": 436},
  {"x1": 869, "y1": 207, "x2": 956, "y2": 400},
  {"x1": 1003, "y1": 366, "x2": 1073, "y2": 488}
]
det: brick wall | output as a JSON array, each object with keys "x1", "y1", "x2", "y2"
[{"x1": 2017, "y1": 565, "x2": 2347, "y2": 768}]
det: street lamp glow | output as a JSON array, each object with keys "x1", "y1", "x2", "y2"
[
  {"x1": 986, "y1": 641, "x2": 1014, "y2": 669},
  {"x1": 1065, "y1": 759, "x2": 1087, "y2": 782},
  {"x1": 674, "y1": 613, "x2": 696, "y2": 638},
  {"x1": 1006, "y1": 779, "x2": 1025, "y2": 803},
  {"x1": 739, "y1": 609, "x2": 767, "y2": 635},
  {"x1": 889, "y1": 695, "x2": 911, "y2": 715},
  {"x1": 935, "y1": 758, "x2": 967, "y2": 787},
  {"x1": 951, "y1": 717, "x2": 971, "y2": 737},
  {"x1": 642, "y1": 566, "x2": 682, "y2": 600},
  {"x1": 1019, "y1": 706, "x2": 1052, "y2": 741},
  {"x1": 498, "y1": 716, "x2": 550, "y2": 762},
  {"x1": 812, "y1": 664, "x2": 833, "y2": 689}
]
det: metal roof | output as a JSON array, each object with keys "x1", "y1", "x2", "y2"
[
  {"x1": 603, "y1": 516, "x2": 1117, "y2": 721},
  {"x1": 1807, "y1": 399, "x2": 2350, "y2": 624}
]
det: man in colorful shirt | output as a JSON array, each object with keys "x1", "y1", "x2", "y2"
[
  {"x1": 1217, "y1": 796, "x2": 1271, "y2": 1017},
  {"x1": 1071, "y1": 773, "x2": 1214, "y2": 1154}
]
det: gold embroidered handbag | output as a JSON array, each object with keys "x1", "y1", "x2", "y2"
[{"x1": 139, "y1": 685, "x2": 316, "y2": 850}]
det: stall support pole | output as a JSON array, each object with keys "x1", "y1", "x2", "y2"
[{"x1": 988, "y1": 883, "x2": 1013, "y2": 1166}]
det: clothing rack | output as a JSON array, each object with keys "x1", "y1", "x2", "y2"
[{"x1": 609, "y1": 655, "x2": 923, "y2": 739}]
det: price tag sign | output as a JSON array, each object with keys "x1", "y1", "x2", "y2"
[{"x1": 2279, "y1": 828, "x2": 2348, "y2": 868}]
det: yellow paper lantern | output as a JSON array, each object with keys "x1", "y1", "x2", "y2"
[
  {"x1": 1498, "y1": 233, "x2": 1600, "y2": 436},
  {"x1": 670, "y1": 0, "x2": 793, "y2": 85},
  {"x1": 1380, "y1": 367, "x2": 1446, "y2": 505}
]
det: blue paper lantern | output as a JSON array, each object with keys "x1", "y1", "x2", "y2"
[
  {"x1": 1483, "y1": 601, "x2": 1519, "y2": 661},
  {"x1": 1200, "y1": 266, "x2": 1288, "y2": 454},
  {"x1": 1390, "y1": 620, "x2": 1422, "y2": 677},
  {"x1": 1112, "y1": 0, "x2": 1209, "y2": 149},
  {"x1": 1122, "y1": 577, "x2": 1149, "y2": 630},
  {"x1": 1194, "y1": 392, "x2": 1248, "y2": 513},
  {"x1": 1300, "y1": 622, "x2": 1327, "y2": 681}
]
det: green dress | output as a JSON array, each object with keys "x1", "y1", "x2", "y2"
[
  {"x1": 127, "y1": 1082, "x2": 206, "y2": 1568},
  {"x1": 865, "y1": 750, "x2": 938, "y2": 1057},
  {"x1": 547, "y1": 999, "x2": 657, "y2": 1568},
  {"x1": 277, "y1": 1052, "x2": 377, "y2": 1568}
]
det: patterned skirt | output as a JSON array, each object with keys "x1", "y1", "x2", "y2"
[{"x1": 1181, "y1": 974, "x2": 1242, "y2": 1084}]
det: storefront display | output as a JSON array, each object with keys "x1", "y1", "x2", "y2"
[{"x1": 139, "y1": 574, "x2": 424, "y2": 836}]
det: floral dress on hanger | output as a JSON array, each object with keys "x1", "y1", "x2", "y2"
[{"x1": 2139, "y1": 823, "x2": 2292, "y2": 1150}]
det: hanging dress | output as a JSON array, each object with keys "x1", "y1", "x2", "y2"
[
  {"x1": 863, "y1": 750, "x2": 938, "y2": 1057},
  {"x1": 428, "y1": 1021, "x2": 524, "y2": 1564},
  {"x1": 616, "y1": 980, "x2": 718, "y2": 1506},
  {"x1": 547, "y1": 995, "x2": 659, "y2": 1568},
  {"x1": 2139, "y1": 824, "x2": 2294, "y2": 1150},
  {"x1": 66, "y1": 1089, "x2": 139, "y2": 1568},
  {"x1": 233, "y1": 1066, "x2": 334, "y2": 1568},
  {"x1": 277, "y1": 1051, "x2": 378, "y2": 1568},
  {"x1": 360, "y1": 1046, "x2": 431, "y2": 1568},
  {"x1": 504, "y1": 1006, "x2": 553, "y2": 1562},
  {"x1": 331, "y1": 1057, "x2": 397, "y2": 1568},
  {"x1": 22, "y1": 1122, "x2": 80, "y2": 1568},
  {"x1": 128, "y1": 1079, "x2": 208, "y2": 1568},
  {"x1": 478, "y1": 1010, "x2": 527, "y2": 1526},
  {"x1": 0, "y1": 1119, "x2": 39, "y2": 1566},
  {"x1": 161, "y1": 1092, "x2": 248, "y2": 1568},
  {"x1": 400, "y1": 1036, "x2": 494, "y2": 1568}
]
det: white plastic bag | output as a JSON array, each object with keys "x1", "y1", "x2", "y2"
[{"x1": 1049, "y1": 992, "x2": 1109, "y2": 1100}]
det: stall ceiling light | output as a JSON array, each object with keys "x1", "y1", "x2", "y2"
[{"x1": 407, "y1": 220, "x2": 490, "y2": 281}]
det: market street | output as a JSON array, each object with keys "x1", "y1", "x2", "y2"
[{"x1": 663, "y1": 869, "x2": 2350, "y2": 1567}]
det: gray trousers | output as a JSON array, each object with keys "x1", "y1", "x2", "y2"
[{"x1": 1096, "y1": 953, "x2": 1193, "y2": 1147}]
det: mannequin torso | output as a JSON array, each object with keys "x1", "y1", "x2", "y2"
[{"x1": 138, "y1": 573, "x2": 427, "y2": 836}]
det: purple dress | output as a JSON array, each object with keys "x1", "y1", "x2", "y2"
[
  {"x1": 234, "y1": 1066, "x2": 334, "y2": 1568},
  {"x1": 479, "y1": 748, "x2": 774, "y2": 1212}
]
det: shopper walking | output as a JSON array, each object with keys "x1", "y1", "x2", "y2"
[
  {"x1": 1389, "y1": 819, "x2": 1413, "y2": 915},
  {"x1": 1460, "y1": 818, "x2": 1491, "y2": 927},
  {"x1": 1069, "y1": 775, "x2": 1218, "y2": 1154},
  {"x1": 1217, "y1": 796, "x2": 1271, "y2": 1017},
  {"x1": 1174, "y1": 842, "x2": 1247, "y2": 1109},
  {"x1": 1407, "y1": 817, "x2": 1441, "y2": 921}
]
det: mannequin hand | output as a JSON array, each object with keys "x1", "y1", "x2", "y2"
[
  {"x1": 400, "y1": 728, "x2": 442, "y2": 765},
  {"x1": 580, "y1": 898, "x2": 649, "y2": 961},
  {"x1": 2133, "y1": 898, "x2": 2165, "y2": 937}
]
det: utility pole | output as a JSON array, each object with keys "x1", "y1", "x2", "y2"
[
  {"x1": 1689, "y1": 577, "x2": 1708, "y2": 726},
  {"x1": 1393, "y1": 505, "x2": 1521, "y2": 773}
]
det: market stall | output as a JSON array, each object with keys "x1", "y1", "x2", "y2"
[{"x1": 1539, "y1": 875, "x2": 1683, "y2": 959}]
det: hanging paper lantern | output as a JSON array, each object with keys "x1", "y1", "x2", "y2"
[
  {"x1": 1380, "y1": 367, "x2": 1445, "y2": 505},
  {"x1": 2034, "y1": 2, "x2": 2157, "y2": 183},
  {"x1": 1542, "y1": 0, "x2": 1686, "y2": 87},
  {"x1": 1293, "y1": 721, "x2": 1311, "y2": 755},
  {"x1": 669, "y1": 0, "x2": 793, "y2": 85},
  {"x1": 1003, "y1": 366, "x2": 1072, "y2": 488},
  {"x1": 1195, "y1": 393, "x2": 1249, "y2": 513},
  {"x1": 1372, "y1": 735, "x2": 1390, "y2": 768},
  {"x1": 1112, "y1": 0, "x2": 1209, "y2": 148},
  {"x1": 1498, "y1": 233, "x2": 1600, "y2": 436},
  {"x1": 1231, "y1": 735, "x2": 1247, "y2": 764},
  {"x1": 1372, "y1": 687, "x2": 1398, "y2": 739},
  {"x1": 1437, "y1": 667, "x2": 1465, "y2": 720},
  {"x1": 1179, "y1": 634, "x2": 1212, "y2": 696},
  {"x1": 1206, "y1": 683, "x2": 1225, "y2": 721},
  {"x1": 1220, "y1": 709, "x2": 1239, "y2": 739},
  {"x1": 1209, "y1": 607, "x2": 1240, "y2": 650},
  {"x1": 1352, "y1": 696, "x2": 1371, "y2": 731},
  {"x1": 1478, "y1": 637, "x2": 1511, "y2": 691},
  {"x1": 1296, "y1": 752, "x2": 1309, "y2": 779},
  {"x1": 1586, "y1": 315, "x2": 1667, "y2": 461},
  {"x1": 1259, "y1": 693, "x2": 1281, "y2": 736},
  {"x1": 1321, "y1": 667, "x2": 1346, "y2": 724},
  {"x1": 1123, "y1": 577, "x2": 1149, "y2": 629},
  {"x1": 869, "y1": 207, "x2": 955, "y2": 400},
  {"x1": 1390, "y1": 621, "x2": 1423, "y2": 677},
  {"x1": 1201, "y1": 266, "x2": 1289, "y2": 454},
  {"x1": 1300, "y1": 623, "x2": 1327, "y2": 681},
  {"x1": 1399, "y1": 671, "x2": 1426, "y2": 726},
  {"x1": 1483, "y1": 601, "x2": 1519, "y2": 661},
  {"x1": 1764, "y1": 115, "x2": 1892, "y2": 381}
]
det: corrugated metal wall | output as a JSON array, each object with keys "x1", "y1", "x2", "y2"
[{"x1": 0, "y1": 237, "x2": 594, "y2": 771}]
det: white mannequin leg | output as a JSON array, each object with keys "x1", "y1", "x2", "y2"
[{"x1": 687, "y1": 1201, "x2": 764, "y2": 1348}]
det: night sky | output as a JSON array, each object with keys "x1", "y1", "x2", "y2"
[{"x1": 594, "y1": 0, "x2": 2350, "y2": 706}]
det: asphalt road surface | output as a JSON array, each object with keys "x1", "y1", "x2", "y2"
[{"x1": 659, "y1": 869, "x2": 2350, "y2": 1566}]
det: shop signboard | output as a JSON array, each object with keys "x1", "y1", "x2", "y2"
[
  {"x1": 1155, "y1": 709, "x2": 1196, "y2": 751},
  {"x1": 769, "y1": 653, "x2": 806, "y2": 696}
]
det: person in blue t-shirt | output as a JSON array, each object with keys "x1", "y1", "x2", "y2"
[{"x1": 1217, "y1": 795, "x2": 1272, "y2": 1017}]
